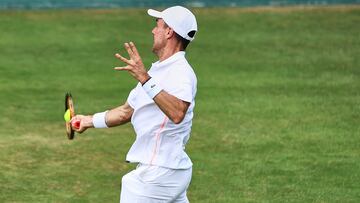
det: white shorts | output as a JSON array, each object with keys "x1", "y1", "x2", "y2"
[{"x1": 120, "y1": 164, "x2": 192, "y2": 203}]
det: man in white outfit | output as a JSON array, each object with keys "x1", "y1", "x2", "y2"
[{"x1": 71, "y1": 6, "x2": 198, "y2": 203}]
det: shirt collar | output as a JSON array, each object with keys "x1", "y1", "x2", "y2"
[{"x1": 152, "y1": 51, "x2": 186, "y2": 69}]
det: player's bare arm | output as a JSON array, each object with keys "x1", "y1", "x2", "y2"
[
  {"x1": 71, "y1": 102, "x2": 134, "y2": 133},
  {"x1": 106, "y1": 102, "x2": 134, "y2": 127},
  {"x1": 114, "y1": 42, "x2": 189, "y2": 124},
  {"x1": 153, "y1": 92, "x2": 190, "y2": 124}
]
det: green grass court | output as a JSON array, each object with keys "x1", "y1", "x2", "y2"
[{"x1": 0, "y1": 5, "x2": 359, "y2": 202}]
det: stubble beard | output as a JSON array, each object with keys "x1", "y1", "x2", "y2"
[
  {"x1": 152, "y1": 41, "x2": 165, "y2": 58},
  {"x1": 152, "y1": 44, "x2": 159, "y2": 55}
]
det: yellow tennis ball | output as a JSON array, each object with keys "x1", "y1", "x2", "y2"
[{"x1": 64, "y1": 109, "x2": 71, "y2": 122}]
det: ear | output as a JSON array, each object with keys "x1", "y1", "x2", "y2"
[{"x1": 165, "y1": 27, "x2": 174, "y2": 39}]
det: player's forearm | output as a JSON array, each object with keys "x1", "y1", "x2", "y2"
[
  {"x1": 71, "y1": 104, "x2": 132, "y2": 133},
  {"x1": 105, "y1": 104, "x2": 133, "y2": 127},
  {"x1": 153, "y1": 91, "x2": 189, "y2": 124}
]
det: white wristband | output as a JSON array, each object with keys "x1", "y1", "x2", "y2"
[
  {"x1": 92, "y1": 111, "x2": 109, "y2": 128},
  {"x1": 142, "y1": 77, "x2": 163, "y2": 99}
]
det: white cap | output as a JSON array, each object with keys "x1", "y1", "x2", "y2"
[{"x1": 147, "y1": 6, "x2": 198, "y2": 41}]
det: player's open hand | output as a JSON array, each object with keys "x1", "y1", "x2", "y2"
[{"x1": 114, "y1": 42, "x2": 150, "y2": 84}]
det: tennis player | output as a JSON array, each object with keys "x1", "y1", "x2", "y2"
[{"x1": 72, "y1": 6, "x2": 198, "y2": 202}]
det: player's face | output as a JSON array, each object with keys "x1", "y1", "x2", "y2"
[{"x1": 151, "y1": 18, "x2": 167, "y2": 55}]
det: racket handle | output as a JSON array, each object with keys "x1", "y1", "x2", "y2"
[{"x1": 72, "y1": 120, "x2": 80, "y2": 129}]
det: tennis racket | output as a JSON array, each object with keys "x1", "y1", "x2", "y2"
[{"x1": 65, "y1": 93, "x2": 79, "y2": 140}]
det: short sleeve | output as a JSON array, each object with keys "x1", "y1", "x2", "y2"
[
  {"x1": 127, "y1": 87, "x2": 137, "y2": 108},
  {"x1": 168, "y1": 82, "x2": 193, "y2": 103},
  {"x1": 164, "y1": 66, "x2": 196, "y2": 103}
]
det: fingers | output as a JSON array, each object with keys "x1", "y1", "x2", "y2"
[
  {"x1": 115, "y1": 53, "x2": 131, "y2": 64},
  {"x1": 117, "y1": 42, "x2": 139, "y2": 59},
  {"x1": 124, "y1": 42, "x2": 134, "y2": 58},
  {"x1": 129, "y1": 42, "x2": 140, "y2": 58},
  {"x1": 114, "y1": 41, "x2": 144, "y2": 80},
  {"x1": 72, "y1": 120, "x2": 81, "y2": 129},
  {"x1": 71, "y1": 119, "x2": 87, "y2": 133},
  {"x1": 70, "y1": 117, "x2": 82, "y2": 132},
  {"x1": 70, "y1": 115, "x2": 81, "y2": 123},
  {"x1": 114, "y1": 66, "x2": 131, "y2": 71}
]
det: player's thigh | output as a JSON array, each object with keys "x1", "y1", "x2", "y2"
[
  {"x1": 172, "y1": 190, "x2": 189, "y2": 203},
  {"x1": 120, "y1": 165, "x2": 192, "y2": 202}
]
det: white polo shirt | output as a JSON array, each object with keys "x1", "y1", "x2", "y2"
[{"x1": 126, "y1": 51, "x2": 197, "y2": 169}]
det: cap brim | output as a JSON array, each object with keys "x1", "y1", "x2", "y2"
[{"x1": 147, "y1": 9, "x2": 162, "y2": 18}]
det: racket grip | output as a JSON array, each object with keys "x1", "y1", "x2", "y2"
[{"x1": 72, "y1": 120, "x2": 80, "y2": 129}]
